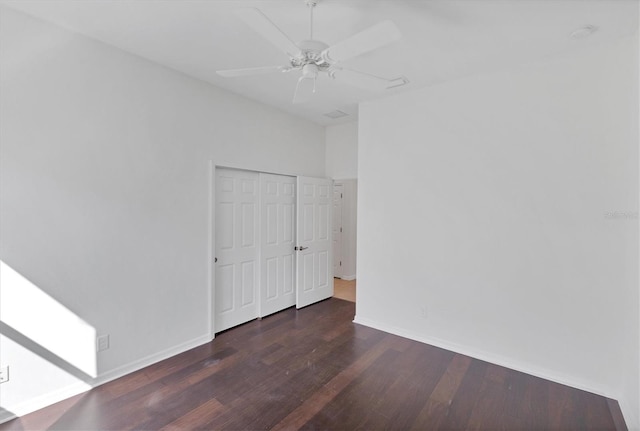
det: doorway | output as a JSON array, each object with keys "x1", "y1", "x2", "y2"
[{"x1": 332, "y1": 179, "x2": 357, "y2": 303}]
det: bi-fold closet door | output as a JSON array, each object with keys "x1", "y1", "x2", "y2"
[
  {"x1": 215, "y1": 169, "x2": 260, "y2": 332},
  {"x1": 259, "y1": 173, "x2": 297, "y2": 317},
  {"x1": 215, "y1": 168, "x2": 332, "y2": 333}
]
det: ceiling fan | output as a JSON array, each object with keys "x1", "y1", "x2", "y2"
[{"x1": 216, "y1": 0, "x2": 405, "y2": 103}]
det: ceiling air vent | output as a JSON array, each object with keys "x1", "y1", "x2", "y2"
[
  {"x1": 387, "y1": 76, "x2": 409, "y2": 89},
  {"x1": 324, "y1": 110, "x2": 349, "y2": 119}
]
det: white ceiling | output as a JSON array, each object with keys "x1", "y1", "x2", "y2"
[{"x1": 2, "y1": 0, "x2": 638, "y2": 126}]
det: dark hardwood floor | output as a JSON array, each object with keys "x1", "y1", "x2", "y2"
[{"x1": 1, "y1": 298, "x2": 627, "y2": 430}]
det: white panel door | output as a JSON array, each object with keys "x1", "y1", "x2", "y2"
[
  {"x1": 296, "y1": 176, "x2": 333, "y2": 309},
  {"x1": 332, "y1": 184, "x2": 343, "y2": 278},
  {"x1": 259, "y1": 173, "x2": 296, "y2": 317},
  {"x1": 215, "y1": 168, "x2": 259, "y2": 332}
]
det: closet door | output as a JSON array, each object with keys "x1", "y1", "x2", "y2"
[
  {"x1": 215, "y1": 169, "x2": 259, "y2": 332},
  {"x1": 296, "y1": 177, "x2": 333, "y2": 308},
  {"x1": 259, "y1": 173, "x2": 296, "y2": 317}
]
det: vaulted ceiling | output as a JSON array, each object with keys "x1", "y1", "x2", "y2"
[{"x1": 2, "y1": 0, "x2": 638, "y2": 125}]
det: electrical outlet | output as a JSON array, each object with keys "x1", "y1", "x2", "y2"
[
  {"x1": 97, "y1": 334, "x2": 110, "y2": 352},
  {"x1": 0, "y1": 366, "x2": 9, "y2": 383}
]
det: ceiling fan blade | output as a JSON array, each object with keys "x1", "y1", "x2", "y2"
[
  {"x1": 331, "y1": 68, "x2": 394, "y2": 91},
  {"x1": 322, "y1": 21, "x2": 402, "y2": 63},
  {"x1": 217, "y1": 65, "x2": 288, "y2": 77},
  {"x1": 292, "y1": 77, "x2": 316, "y2": 104},
  {"x1": 236, "y1": 8, "x2": 300, "y2": 57}
]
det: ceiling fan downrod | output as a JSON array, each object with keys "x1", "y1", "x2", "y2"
[{"x1": 306, "y1": 0, "x2": 317, "y2": 40}]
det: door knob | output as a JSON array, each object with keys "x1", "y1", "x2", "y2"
[{"x1": 295, "y1": 246, "x2": 309, "y2": 251}]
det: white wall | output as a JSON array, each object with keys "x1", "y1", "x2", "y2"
[
  {"x1": 357, "y1": 34, "x2": 639, "y2": 429},
  {"x1": 0, "y1": 7, "x2": 325, "y2": 420},
  {"x1": 325, "y1": 121, "x2": 358, "y2": 180}
]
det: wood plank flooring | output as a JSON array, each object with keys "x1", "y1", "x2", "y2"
[
  {"x1": 333, "y1": 278, "x2": 356, "y2": 303},
  {"x1": 1, "y1": 299, "x2": 626, "y2": 430}
]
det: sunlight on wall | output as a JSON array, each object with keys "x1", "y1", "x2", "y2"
[{"x1": 0, "y1": 261, "x2": 97, "y2": 377}]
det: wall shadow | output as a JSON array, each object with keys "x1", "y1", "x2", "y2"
[{"x1": 0, "y1": 322, "x2": 94, "y2": 384}]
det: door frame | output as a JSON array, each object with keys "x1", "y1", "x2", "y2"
[
  {"x1": 332, "y1": 183, "x2": 344, "y2": 279},
  {"x1": 208, "y1": 161, "x2": 215, "y2": 339}
]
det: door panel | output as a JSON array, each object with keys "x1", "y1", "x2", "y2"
[
  {"x1": 259, "y1": 173, "x2": 296, "y2": 317},
  {"x1": 241, "y1": 261, "x2": 255, "y2": 305},
  {"x1": 296, "y1": 177, "x2": 333, "y2": 308},
  {"x1": 266, "y1": 257, "x2": 277, "y2": 298},
  {"x1": 215, "y1": 169, "x2": 259, "y2": 332},
  {"x1": 218, "y1": 264, "x2": 234, "y2": 312},
  {"x1": 303, "y1": 204, "x2": 314, "y2": 241},
  {"x1": 283, "y1": 254, "x2": 293, "y2": 294},
  {"x1": 283, "y1": 203, "x2": 294, "y2": 242}
]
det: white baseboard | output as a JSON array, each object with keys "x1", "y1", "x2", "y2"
[
  {"x1": 1, "y1": 381, "x2": 91, "y2": 423},
  {"x1": 340, "y1": 275, "x2": 356, "y2": 281},
  {"x1": 93, "y1": 334, "x2": 211, "y2": 387},
  {"x1": 617, "y1": 398, "x2": 638, "y2": 431},
  {"x1": 353, "y1": 315, "x2": 613, "y2": 400},
  {"x1": 0, "y1": 411, "x2": 16, "y2": 425},
  {"x1": 0, "y1": 334, "x2": 212, "y2": 425}
]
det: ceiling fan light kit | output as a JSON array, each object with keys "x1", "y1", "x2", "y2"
[{"x1": 216, "y1": 0, "x2": 406, "y2": 103}]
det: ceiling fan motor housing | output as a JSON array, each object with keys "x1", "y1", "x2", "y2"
[{"x1": 292, "y1": 39, "x2": 331, "y2": 71}]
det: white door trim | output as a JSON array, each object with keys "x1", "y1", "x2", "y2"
[
  {"x1": 208, "y1": 160, "x2": 215, "y2": 338},
  {"x1": 332, "y1": 183, "x2": 344, "y2": 279}
]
